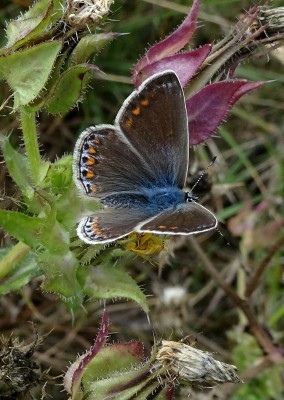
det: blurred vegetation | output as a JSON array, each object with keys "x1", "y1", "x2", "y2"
[{"x1": 0, "y1": 0, "x2": 283, "y2": 399}]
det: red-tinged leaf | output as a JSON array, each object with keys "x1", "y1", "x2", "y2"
[
  {"x1": 84, "y1": 356, "x2": 153, "y2": 399},
  {"x1": 134, "y1": 45, "x2": 211, "y2": 87},
  {"x1": 133, "y1": 0, "x2": 199, "y2": 83},
  {"x1": 83, "y1": 341, "x2": 145, "y2": 382},
  {"x1": 186, "y1": 80, "x2": 256, "y2": 145},
  {"x1": 75, "y1": 309, "x2": 109, "y2": 372},
  {"x1": 232, "y1": 81, "x2": 265, "y2": 102},
  {"x1": 76, "y1": 339, "x2": 147, "y2": 398},
  {"x1": 166, "y1": 384, "x2": 175, "y2": 399},
  {"x1": 64, "y1": 310, "x2": 109, "y2": 396}
]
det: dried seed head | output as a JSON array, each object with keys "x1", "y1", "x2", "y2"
[
  {"x1": 258, "y1": 6, "x2": 284, "y2": 36},
  {"x1": 156, "y1": 340, "x2": 241, "y2": 387},
  {"x1": 0, "y1": 334, "x2": 43, "y2": 397},
  {"x1": 67, "y1": 0, "x2": 114, "y2": 27}
]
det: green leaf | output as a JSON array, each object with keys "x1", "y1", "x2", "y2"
[
  {"x1": 0, "y1": 210, "x2": 44, "y2": 248},
  {"x1": 0, "y1": 41, "x2": 62, "y2": 108},
  {"x1": 82, "y1": 343, "x2": 155, "y2": 400},
  {"x1": 83, "y1": 265, "x2": 149, "y2": 313},
  {"x1": 85, "y1": 365, "x2": 157, "y2": 400},
  {"x1": 56, "y1": 186, "x2": 87, "y2": 232},
  {"x1": 26, "y1": 48, "x2": 70, "y2": 112},
  {"x1": 0, "y1": 134, "x2": 33, "y2": 198},
  {"x1": 72, "y1": 233, "x2": 127, "y2": 267},
  {"x1": 45, "y1": 64, "x2": 97, "y2": 114},
  {"x1": 4, "y1": 0, "x2": 63, "y2": 50},
  {"x1": 38, "y1": 155, "x2": 73, "y2": 195},
  {"x1": 0, "y1": 134, "x2": 49, "y2": 204},
  {"x1": 40, "y1": 250, "x2": 84, "y2": 312},
  {"x1": 5, "y1": 14, "x2": 43, "y2": 50},
  {"x1": 69, "y1": 33, "x2": 119, "y2": 66},
  {"x1": 82, "y1": 342, "x2": 145, "y2": 385},
  {"x1": 0, "y1": 249, "x2": 41, "y2": 295}
]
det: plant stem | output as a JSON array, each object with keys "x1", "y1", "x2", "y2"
[
  {"x1": 20, "y1": 107, "x2": 41, "y2": 185},
  {"x1": 0, "y1": 242, "x2": 30, "y2": 279},
  {"x1": 188, "y1": 236, "x2": 283, "y2": 357},
  {"x1": 245, "y1": 232, "x2": 284, "y2": 297}
]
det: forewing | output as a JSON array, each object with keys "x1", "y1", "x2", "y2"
[
  {"x1": 137, "y1": 202, "x2": 217, "y2": 235},
  {"x1": 77, "y1": 209, "x2": 151, "y2": 244},
  {"x1": 116, "y1": 71, "x2": 189, "y2": 188},
  {"x1": 73, "y1": 125, "x2": 157, "y2": 198}
]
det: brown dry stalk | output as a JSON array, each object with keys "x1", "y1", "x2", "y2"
[
  {"x1": 188, "y1": 236, "x2": 284, "y2": 360},
  {"x1": 245, "y1": 231, "x2": 284, "y2": 297}
]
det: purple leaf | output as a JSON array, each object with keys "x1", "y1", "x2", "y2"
[
  {"x1": 166, "y1": 384, "x2": 175, "y2": 399},
  {"x1": 133, "y1": 0, "x2": 199, "y2": 82},
  {"x1": 186, "y1": 80, "x2": 264, "y2": 145},
  {"x1": 64, "y1": 309, "x2": 109, "y2": 396},
  {"x1": 134, "y1": 45, "x2": 211, "y2": 87},
  {"x1": 74, "y1": 308, "x2": 109, "y2": 372},
  {"x1": 232, "y1": 81, "x2": 265, "y2": 103}
]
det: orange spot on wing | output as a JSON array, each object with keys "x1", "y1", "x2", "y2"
[
  {"x1": 86, "y1": 170, "x2": 95, "y2": 179},
  {"x1": 158, "y1": 225, "x2": 167, "y2": 229},
  {"x1": 88, "y1": 147, "x2": 96, "y2": 154},
  {"x1": 93, "y1": 227, "x2": 106, "y2": 236},
  {"x1": 86, "y1": 157, "x2": 95, "y2": 166},
  {"x1": 132, "y1": 106, "x2": 141, "y2": 116},
  {"x1": 141, "y1": 98, "x2": 149, "y2": 106},
  {"x1": 124, "y1": 117, "x2": 133, "y2": 129}
]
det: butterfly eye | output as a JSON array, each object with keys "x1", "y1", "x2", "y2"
[{"x1": 185, "y1": 192, "x2": 199, "y2": 203}]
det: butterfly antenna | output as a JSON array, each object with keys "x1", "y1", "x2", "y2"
[
  {"x1": 215, "y1": 226, "x2": 231, "y2": 246},
  {"x1": 190, "y1": 156, "x2": 217, "y2": 193},
  {"x1": 189, "y1": 157, "x2": 230, "y2": 245}
]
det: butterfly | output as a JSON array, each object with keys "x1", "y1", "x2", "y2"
[{"x1": 73, "y1": 70, "x2": 217, "y2": 244}]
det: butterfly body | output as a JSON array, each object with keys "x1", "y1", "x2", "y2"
[
  {"x1": 73, "y1": 70, "x2": 217, "y2": 244},
  {"x1": 101, "y1": 186, "x2": 185, "y2": 213}
]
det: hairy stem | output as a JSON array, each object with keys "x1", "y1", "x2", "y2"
[
  {"x1": 20, "y1": 107, "x2": 41, "y2": 185},
  {"x1": 0, "y1": 242, "x2": 30, "y2": 279}
]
